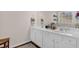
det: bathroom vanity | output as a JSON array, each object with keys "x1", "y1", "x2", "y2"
[
  {"x1": 30, "y1": 11, "x2": 79, "y2": 48},
  {"x1": 31, "y1": 26, "x2": 79, "y2": 48}
]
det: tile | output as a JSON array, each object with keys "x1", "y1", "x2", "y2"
[{"x1": 17, "y1": 43, "x2": 37, "y2": 48}]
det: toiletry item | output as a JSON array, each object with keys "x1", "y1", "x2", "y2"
[
  {"x1": 45, "y1": 25, "x2": 50, "y2": 29},
  {"x1": 50, "y1": 23, "x2": 57, "y2": 30},
  {"x1": 53, "y1": 14, "x2": 57, "y2": 17},
  {"x1": 31, "y1": 18, "x2": 35, "y2": 26},
  {"x1": 53, "y1": 13, "x2": 58, "y2": 23}
]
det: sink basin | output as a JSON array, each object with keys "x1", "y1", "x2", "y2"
[{"x1": 53, "y1": 27, "x2": 73, "y2": 36}]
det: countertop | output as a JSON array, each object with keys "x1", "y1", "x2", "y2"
[{"x1": 32, "y1": 26, "x2": 79, "y2": 39}]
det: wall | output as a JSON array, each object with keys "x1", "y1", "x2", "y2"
[
  {"x1": 36, "y1": 11, "x2": 54, "y2": 27},
  {"x1": 0, "y1": 11, "x2": 37, "y2": 47},
  {"x1": 0, "y1": 15, "x2": 3, "y2": 35}
]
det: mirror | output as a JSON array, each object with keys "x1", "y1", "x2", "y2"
[{"x1": 58, "y1": 11, "x2": 73, "y2": 27}]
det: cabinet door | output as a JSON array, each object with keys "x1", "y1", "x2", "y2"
[
  {"x1": 31, "y1": 28, "x2": 36, "y2": 44},
  {"x1": 31, "y1": 28, "x2": 43, "y2": 47},
  {"x1": 43, "y1": 31, "x2": 55, "y2": 48},
  {"x1": 55, "y1": 35, "x2": 77, "y2": 48},
  {"x1": 35, "y1": 29, "x2": 43, "y2": 47}
]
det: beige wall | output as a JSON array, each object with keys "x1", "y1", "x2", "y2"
[
  {"x1": 36, "y1": 11, "x2": 54, "y2": 27},
  {"x1": 0, "y1": 11, "x2": 37, "y2": 47}
]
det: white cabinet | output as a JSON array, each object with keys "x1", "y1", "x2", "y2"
[
  {"x1": 31, "y1": 28, "x2": 43, "y2": 47},
  {"x1": 31, "y1": 27, "x2": 77, "y2": 48},
  {"x1": 43, "y1": 31, "x2": 77, "y2": 48},
  {"x1": 55, "y1": 35, "x2": 77, "y2": 48},
  {"x1": 43, "y1": 31, "x2": 55, "y2": 48},
  {"x1": 31, "y1": 28, "x2": 36, "y2": 43}
]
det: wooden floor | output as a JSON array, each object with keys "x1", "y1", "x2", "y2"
[{"x1": 17, "y1": 43, "x2": 37, "y2": 48}]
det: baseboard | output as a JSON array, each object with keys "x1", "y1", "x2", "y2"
[
  {"x1": 13, "y1": 41, "x2": 40, "y2": 48},
  {"x1": 11, "y1": 40, "x2": 31, "y2": 48},
  {"x1": 14, "y1": 41, "x2": 32, "y2": 48},
  {"x1": 31, "y1": 41, "x2": 40, "y2": 48}
]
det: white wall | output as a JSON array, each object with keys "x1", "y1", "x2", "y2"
[{"x1": 0, "y1": 11, "x2": 37, "y2": 47}]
